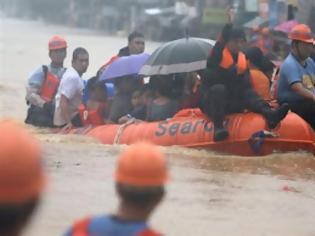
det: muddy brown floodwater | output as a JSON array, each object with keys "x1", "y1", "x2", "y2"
[{"x1": 1, "y1": 17, "x2": 315, "y2": 236}]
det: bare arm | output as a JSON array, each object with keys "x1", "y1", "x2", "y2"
[{"x1": 291, "y1": 83, "x2": 315, "y2": 102}]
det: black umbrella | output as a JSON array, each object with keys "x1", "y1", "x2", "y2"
[{"x1": 140, "y1": 37, "x2": 215, "y2": 76}]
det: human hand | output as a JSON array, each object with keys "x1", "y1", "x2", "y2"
[
  {"x1": 118, "y1": 116, "x2": 130, "y2": 124},
  {"x1": 60, "y1": 122, "x2": 73, "y2": 133}
]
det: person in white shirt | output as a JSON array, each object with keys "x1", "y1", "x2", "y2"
[{"x1": 54, "y1": 47, "x2": 89, "y2": 129}]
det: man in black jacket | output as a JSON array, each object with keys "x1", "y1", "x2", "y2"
[
  {"x1": 200, "y1": 24, "x2": 289, "y2": 142},
  {"x1": 118, "y1": 31, "x2": 145, "y2": 57}
]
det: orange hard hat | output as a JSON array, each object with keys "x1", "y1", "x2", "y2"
[
  {"x1": 0, "y1": 120, "x2": 45, "y2": 204},
  {"x1": 115, "y1": 142, "x2": 168, "y2": 187},
  {"x1": 288, "y1": 24, "x2": 313, "y2": 44},
  {"x1": 48, "y1": 35, "x2": 67, "y2": 50}
]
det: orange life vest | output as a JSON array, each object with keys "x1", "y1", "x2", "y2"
[
  {"x1": 79, "y1": 103, "x2": 106, "y2": 126},
  {"x1": 72, "y1": 218, "x2": 90, "y2": 236},
  {"x1": 219, "y1": 47, "x2": 247, "y2": 75},
  {"x1": 249, "y1": 69, "x2": 271, "y2": 101},
  {"x1": 39, "y1": 66, "x2": 61, "y2": 102},
  {"x1": 71, "y1": 217, "x2": 161, "y2": 236}
]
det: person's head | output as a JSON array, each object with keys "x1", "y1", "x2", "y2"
[
  {"x1": 115, "y1": 142, "x2": 168, "y2": 213},
  {"x1": 260, "y1": 58, "x2": 276, "y2": 80},
  {"x1": 131, "y1": 85, "x2": 154, "y2": 107},
  {"x1": 260, "y1": 27, "x2": 270, "y2": 39},
  {"x1": 72, "y1": 47, "x2": 89, "y2": 76},
  {"x1": 114, "y1": 75, "x2": 139, "y2": 94},
  {"x1": 128, "y1": 31, "x2": 145, "y2": 55},
  {"x1": 131, "y1": 90, "x2": 143, "y2": 107},
  {"x1": 141, "y1": 84, "x2": 155, "y2": 105},
  {"x1": 155, "y1": 76, "x2": 173, "y2": 98},
  {"x1": 48, "y1": 35, "x2": 67, "y2": 66},
  {"x1": 0, "y1": 120, "x2": 45, "y2": 236},
  {"x1": 289, "y1": 24, "x2": 314, "y2": 61},
  {"x1": 245, "y1": 47, "x2": 264, "y2": 69},
  {"x1": 225, "y1": 26, "x2": 246, "y2": 54},
  {"x1": 87, "y1": 77, "x2": 107, "y2": 102}
]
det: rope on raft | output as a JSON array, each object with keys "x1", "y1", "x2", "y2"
[{"x1": 113, "y1": 118, "x2": 136, "y2": 144}]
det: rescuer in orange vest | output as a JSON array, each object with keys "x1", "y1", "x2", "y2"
[
  {"x1": 200, "y1": 23, "x2": 289, "y2": 141},
  {"x1": 64, "y1": 142, "x2": 167, "y2": 236},
  {"x1": 0, "y1": 120, "x2": 46, "y2": 236},
  {"x1": 25, "y1": 35, "x2": 67, "y2": 127}
]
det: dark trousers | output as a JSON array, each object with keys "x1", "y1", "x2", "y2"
[
  {"x1": 70, "y1": 113, "x2": 82, "y2": 127},
  {"x1": 201, "y1": 84, "x2": 270, "y2": 128},
  {"x1": 25, "y1": 104, "x2": 54, "y2": 128},
  {"x1": 286, "y1": 100, "x2": 315, "y2": 130}
]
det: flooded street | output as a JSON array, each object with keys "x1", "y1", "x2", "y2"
[{"x1": 1, "y1": 17, "x2": 315, "y2": 236}]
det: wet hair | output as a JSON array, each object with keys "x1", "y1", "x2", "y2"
[
  {"x1": 113, "y1": 76, "x2": 125, "y2": 89},
  {"x1": 260, "y1": 58, "x2": 275, "y2": 74},
  {"x1": 87, "y1": 76, "x2": 107, "y2": 92},
  {"x1": 245, "y1": 47, "x2": 275, "y2": 75},
  {"x1": 141, "y1": 83, "x2": 154, "y2": 94},
  {"x1": 116, "y1": 183, "x2": 164, "y2": 207},
  {"x1": 221, "y1": 24, "x2": 246, "y2": 42},
  {"x1": 0, "y1": 198, "x2": 39, "y2": 234},
  {"x1": 229, "y1": 27, "x2": 246, "y2": 41},
  {"x1": 245, "y1": 47, "x2": 264, "y2": 68},
  {"x1": 128, "y1": 31, "x2": 144, "y2": 42},
  {"x1": 156, "y1": 76, "x2": 173, "y2": 98},
  {"x1": 72, "y1": 47, "x2": 88, "y2": 61}
]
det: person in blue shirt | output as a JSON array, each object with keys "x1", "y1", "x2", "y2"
[
  {"x1": 277, "y1": 24, "x2": 315, "y2": 129},
  {"x1": 25, "y1": 35, "x2": 67, "y2": 127},
  {"x1": 64, "y1": 142, "x2": 168, "y2": 236}
]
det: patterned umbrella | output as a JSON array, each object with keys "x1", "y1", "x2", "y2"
[{"x1": 140, "y1": 37, "x2": 214, "y2": 76}]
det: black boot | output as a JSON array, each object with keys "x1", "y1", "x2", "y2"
[
  {"x1": 263, "y1": 103, "x2": 289, "y2": 129},
  {"x1": 213, "y1": 125, "x2": 229, "y2": 142}
]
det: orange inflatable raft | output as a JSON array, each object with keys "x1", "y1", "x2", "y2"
[{"x1": 70, "y1": 109, "x2": 315, "y2": 156}]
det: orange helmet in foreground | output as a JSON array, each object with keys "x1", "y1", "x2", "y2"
[
  {"x1": 48, "y1": 35, "x2": 67, "y2": 50},
  {"x1": 288, "y1": 24, "x2": 313, "y2": 44},
  {"x1": 115, "y1": 142, "x2": 168, "y2": 187},
  {"x1": 0, "y1": 120, "x2": 45, "y2": 204}
]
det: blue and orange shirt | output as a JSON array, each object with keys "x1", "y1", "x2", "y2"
[{"x1": 64, "y1": 215, "x2": 161, "y2": 236}]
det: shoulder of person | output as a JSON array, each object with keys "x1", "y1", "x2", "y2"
[
  {"x1": 61, "y1": 68, "x2": 81, "y2": 81},
  {"x1": 35, "y1": 65, "x2": 48, "y2": 74},
  {"x1": 306, "y1": 58, "x2": 315, "y2": 69},
  {"x1": 280, "y1": 55, "x2": 298, "y2": 72},
  {"x1": 27, "y1": 65, "x2": 47, "y2": 86},
  {"x1": 64, "y1": 216, "x2": 93, "y2": 236}
]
